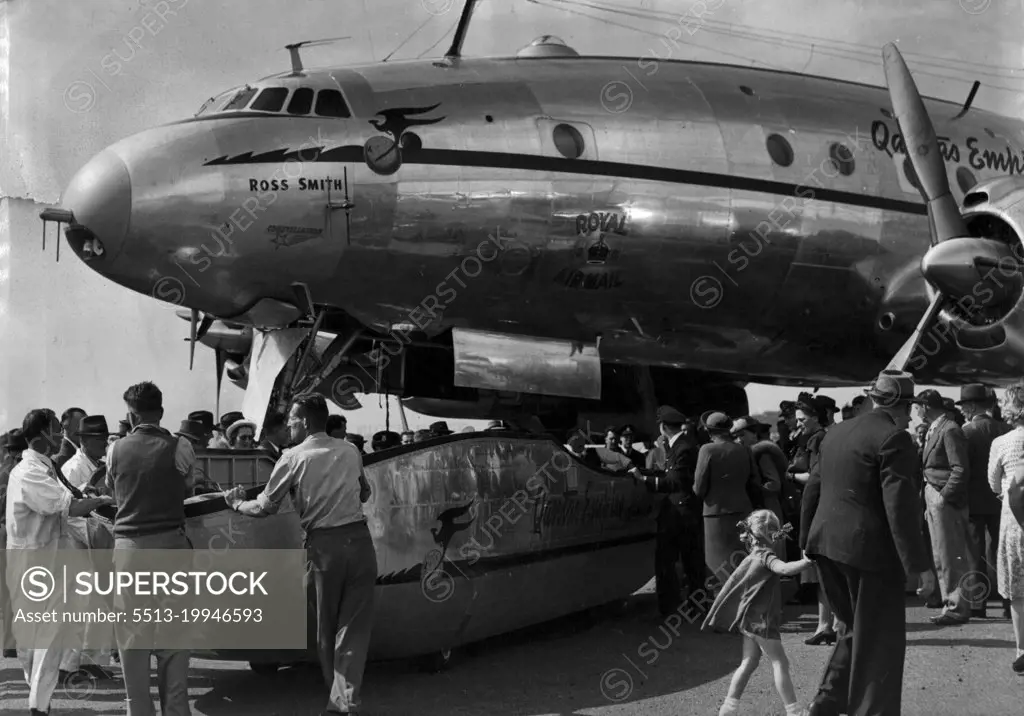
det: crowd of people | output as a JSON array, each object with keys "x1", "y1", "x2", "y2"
[{"x1": 2, "y1": 372, "x2": 1024, "y2": 715}]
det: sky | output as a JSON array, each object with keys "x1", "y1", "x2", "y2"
[{"x1": 2, "y1": 0, "x2": 1022, "y2": 435}]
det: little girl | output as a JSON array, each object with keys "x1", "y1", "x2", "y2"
[{"x1": 702, "y1": 509, "x2": 814, "y2": 716}]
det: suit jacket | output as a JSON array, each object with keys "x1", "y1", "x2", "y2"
[
  {"x1": 921, "y1": 414, "x2": 970, "y2": 508},
  {"x1": 800, "y1": 409, "x2": 930, "y2": 577},
  {"x1": 962, "y1": 414, "x2": 1011, "y2": 515},
  {"x1": 694, "y1": 440, "x2": 757, "y2": 516},
  {"x1": 644, "y1": 434, "x2": 700, "y2": 521}
]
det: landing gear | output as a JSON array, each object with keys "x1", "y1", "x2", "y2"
[
  {"x1": 417, "y1": 648, "x2": 454, "y2": 673},
  {"x1": 248, "y1": 661, "x2": 282, "y2": 675}
]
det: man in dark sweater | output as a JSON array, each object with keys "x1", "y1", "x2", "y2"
[{"x1": 106, "y1": 382, "x2": 195, "y2": 716}]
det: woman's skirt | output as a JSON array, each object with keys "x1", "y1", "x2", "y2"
[{"x1": 704, "y1": 512, "x2": 748, "y2": 588}]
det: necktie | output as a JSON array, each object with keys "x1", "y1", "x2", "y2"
[{"x1": 48, "y1": 456, "x2": 84, "y2": 499}]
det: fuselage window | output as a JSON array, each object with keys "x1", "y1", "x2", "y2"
[
  {"x1": 315, "y1": 90, "x2": 351, "y2": 118},
  {"x1": 223, "y1": 87, "x2": 258, "y2": 112},
  {"x1": 287, "y1": 88, "x2": 314, "y2": 115},
  {"x1": 956, "y1": 166, "x2": 978, "y2": 194},
  {"x1": 251, "y1": 87, "x2": 290, "y2": 113},
  {"x1": 828, "y1": 143, "x2": 855, "y2": 176},
  {"x1": 766, "y1": 133, "x2": 794, "y2": 167}
]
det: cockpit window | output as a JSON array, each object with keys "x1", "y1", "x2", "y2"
[
  {"x1": 287, "y1": 88, "x2": 314, "y2": 115},
  {"x1": 315, "y1": 90, "x2": 351, "y2": 118},
  {"x1": 223, "y1": 86, "x2": 258, "y2": 111},
  {"x1": 195, "y1": 89, "x2": 236, "y2": 117},
  {"x1": 250, "y1": 88, "x2": 290, "y2": 112}
]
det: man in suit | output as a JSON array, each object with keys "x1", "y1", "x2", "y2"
[
  {"x1": 917, "y1": 388, "x2": 973, "y2": 625},
  {"x1": 958, "y1": 383, "x2": 1011, "y2": 619},
  {"x1": 633, "y1": 406, "x2": 703, "y2": 616},
  {"x1": 800, "y1": 370, "x2": 935, "y2": 716}
]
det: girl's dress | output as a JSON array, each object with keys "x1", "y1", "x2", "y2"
[
  {"x1": 988, "y1": 427, "x2": 1024, "y2": 600},
  {"x1": 702, "y1": 546, "x2": 783, "y2": 639}
]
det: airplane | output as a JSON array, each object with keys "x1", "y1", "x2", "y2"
[{"x1": 38, "y1": 0, "x2": 1024, "y2": 440}]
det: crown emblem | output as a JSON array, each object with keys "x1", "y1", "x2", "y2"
[{"x1": 587, "y1": 237, "x2": 610, "y2": 264}]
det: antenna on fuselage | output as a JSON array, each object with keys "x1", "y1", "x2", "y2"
[
  {"x1": 444, "y1": 0, "x2": 479, "y2": 61},
  {"x1": 285, "y1": 37, "x2": 352, "y2": 76},
  {"x1": 952, "y1": 80, "x2": 981, "y2": 121}
]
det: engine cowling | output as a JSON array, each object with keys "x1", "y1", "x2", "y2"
[{"x1": 911, "y1": 176, "x2": 1024, "y2": 380}]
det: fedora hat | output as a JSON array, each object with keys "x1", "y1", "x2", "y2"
[
  {"x1": 226, "y1": 419, "x2": 257, "y2": 442},
  {"x1": 955, "y1": 384, "x2": 991, "y2": 404},
  {"x1": 864, "y1": 369, "x2": 924, "y2": 406},
  {"x1": 703, "y1": 411, "x2": 732, "y2": 433},
  {"x1": 429, "y1": 421, "x2": 452, "y2": 436},
  {"x1": 77, "y1": 415, "x2": 111, "y2": 437},
  {"x1": 175, "y1": 419, "x2": 207, "y2": 445},
  {"x1": 188, "y1": 410, "x2": 215, "y2": 433}
]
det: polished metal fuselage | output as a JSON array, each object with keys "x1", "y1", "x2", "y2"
[{"x1": 72, "y1": 55, "x2": 1024, "y2": 386}]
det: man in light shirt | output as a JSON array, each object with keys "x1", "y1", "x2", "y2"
[
  {"x1": 6, "y1": 409, "x2": 113, "y2": 716},
  {"x1": 60, "y1": 415, "x2": 116, "y2": 679},
  {"x1": 225, "y1": 394, "x2": 377, "y2": 715}
]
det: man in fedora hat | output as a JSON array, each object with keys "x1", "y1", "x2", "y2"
[
  {"x1": 59, "y1": 416, "x2": 117, "y2": 680},
  {"x1": 633, "y1": 406, "x2": 703, "y2": 616},
  {"x1": 917, "y1": 388, "x2": 973, "y2": 626},
  {"x1": 958, "y1": 383, "x2": 1011, "y2": 619},
  {"x1": 187, "y1": 411, "x2": 216, "y2": 447},
  {"x1": 429, "y1": 421, "x2": 453, "y2": 437},
  {"x1": 800, "y1": 370, "x2": 935, "y2": 716}
]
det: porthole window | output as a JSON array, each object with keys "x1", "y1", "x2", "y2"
[
  {"x1": 766, "y1": 133, "x2": 793, "y2": 167},
  {"x1": 828, "y1": 143, "x2": 855, "y2": 176},
  {"x1": 903, "y1": 156, "x2": 921, "y2": 192},
  {"x1": 881, "y1": 108, "x2": 893, "y2": 119},
  {"x1": 739, "y1": 85, "x2": 754, "y2": 96},
  {"x1": 553, "y1": 123, "x2": 584, "y2": 159},
  {"x1": 956, "y1": 166, "x2": 977, "y2": 194}
]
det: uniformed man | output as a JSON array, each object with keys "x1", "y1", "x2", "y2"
[
  {"x1": 225, "y1": 393, "x2": 377, "y2": 715},
  {"x1": 6, "y1": 410, "x2": 113, "y2": 716},
  {"x1": 632, "y1": 406, "x2": 704, "y2": 616}
]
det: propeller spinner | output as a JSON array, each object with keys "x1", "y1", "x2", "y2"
[{"x1": 881, "y1": 44, "x2": 1023, "y2": 373}]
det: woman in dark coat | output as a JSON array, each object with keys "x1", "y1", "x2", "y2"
[
  {"x1": 788, "y1": 400, "x2": 836, "y2": 645},
  {"x1": 695, "y1": 412, "x2": 759, "y2": 592}
]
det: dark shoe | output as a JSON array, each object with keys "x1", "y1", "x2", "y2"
[
  {"x1": 30, "y1": 709, "x2": 49, "y2": 716},
  {"x1": 971, "y1": 608, "x2": 987, "y2": 619},
  {"x1": 79, "y1": 663, "x2": 115, "y2": 680},
  {"x1": 1004, "y1": 599, "x2": 1012, "y2": 620},
  {"x1": 1013, "y1": 653, "x2": 1024, "y2": 674},
  {"x1": 805, "y1": 629, "x2": 837, "y2": 646},
  {"x1": 930, "y1": 613, "x2": 968, "y2": 626},
  {"x1": 2, "y1": 648, "x2": 16, "y2": 658},
  {"x1": 807, "y1": 696, "x2": 840, "y2": 716},
  {"x1": 925, "y1": 596, "x2": 943, "y2": 609}
]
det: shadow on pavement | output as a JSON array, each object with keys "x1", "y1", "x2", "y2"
[{"x1": 193, "y1": 593, "x2": 739, "y2": 716}]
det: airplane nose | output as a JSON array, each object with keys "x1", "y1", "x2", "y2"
[{"x1": 62, "y1": 150, "x2": 131, "y2": 263}]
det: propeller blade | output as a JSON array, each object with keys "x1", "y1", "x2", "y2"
[
  {"x1": 887, "y1": 292, "x2": 946, "y2": 372},
  {"x1": 215, "y1": 348, "x2": 227, "y2": 419},
  {"x1": 188, "y1": 309, "x2": 199, "y2": 370},
  {"x1": 882, "y1": 43, "x2": 967, "y2": 244},
  {"x1": 196, "y1": 313, "x2": 215, "y2": 343}
]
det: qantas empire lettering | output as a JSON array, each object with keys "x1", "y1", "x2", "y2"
[{"x1": 872, "y1": 116, "x2": 1024, "y2": 174}]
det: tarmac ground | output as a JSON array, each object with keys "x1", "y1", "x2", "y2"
[{"x1": 2, "y1": 580, "x2": 1021, "y2": 715}]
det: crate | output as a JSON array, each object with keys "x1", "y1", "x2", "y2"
[{"x1": 192, "y1": 449, "x2": 276, "y2": 491}]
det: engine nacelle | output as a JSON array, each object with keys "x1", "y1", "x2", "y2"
[{"x1": 912, "y1": 176, "x2": 1024, "y2": 383}]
